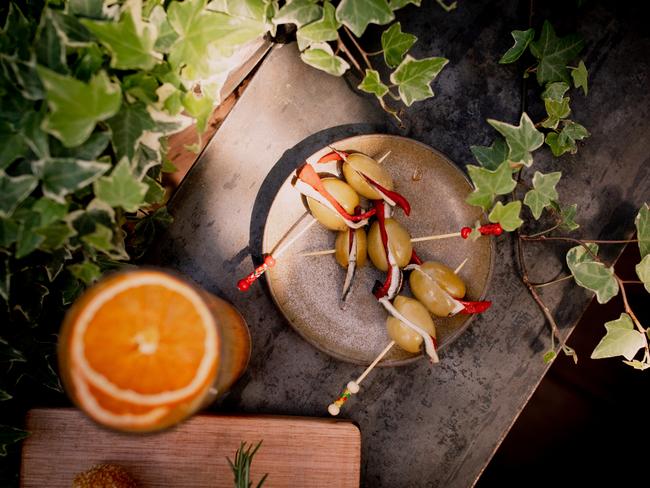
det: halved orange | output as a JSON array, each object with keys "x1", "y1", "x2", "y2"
[{"x1": 58, "y1": 269, "x2": 219, "y2": 432}]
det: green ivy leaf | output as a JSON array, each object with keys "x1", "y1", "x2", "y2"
[
  {"x1": 106, "y1": 101, "x2": 157, "y2": 161},
  {"x1": 390, "y1": 55, "x2": 448, "y2": 106},
  {"x1": 82, "y1": 8, "x2": 160, "y2": 71},
  {"x1": 0, "y1": 123, "x2": 27, "y2": 170},
  {"x1": 300, "y1": 42, "x2": 350, "y2": 76},
  {"x1": 546, "y1": 120, "x2": 590, "y2": 157},
  {"x1": 296, "y1": 1, "x2": 340, "y2": 51},
  {"x1": 0, "y1": 337, "x2": 25, "y2": 363},
  {"x1": 336, "y1": 0, "x2": 394, "y2": 37},
  {"x1": 274, "y1": 0, "x2": 322, "y2": 28},
  {"x1": 0, "y1": 425, "x2": 29, "y2": 456},
  {"x1": 35, "y1": 9, "x2": 69, "y2": 75},
  {"x1": 93, "y1": 159, "x2": 148, "y2": 212},
  {"x1": 381, "y1": 22, "x2": 417, "y2": 68},
  {"x1": 143, "y1": 175, "x2": 166, "y2": 204},
  {"x1": 357, "y1": 69, "x2": 389, "y2": 97},
  {"x1": 543, "y1": 350, "x2": 557, "y2": 364},
  {"x1": 622, "y1": 359, "x2": 650, "y2": 371},
  {"x1": 51, "y1": 131, "x2": 111, "y2": 160},
  {"x1": 36, "y1": 222, "x2": 76, "y2": 250},
  {"x1": 181, "y1": 91, "x2": 214, "y2": 133},
  {"x1": 466, "y1": 161, "x2": 517, "y2": 211},
  {"x1": 68, "y1": 261, "x2": 101, "y2": 285},
  {"x1": 470, "y1": 138, "x2": 508, "y2": 170},
  {"x1": 550, "y1": 201, "x2": 580, "y2": 232},
  {"x1": 499, "y1": 28, "x2": 535, "y2": 64},
  {"x1": 571, "y1": 60, "x2": 588, "y2": 95},
  {"x1": 167, "y1": 0, "x2": 266, "y2": 79},
  {"x1": 566, "y1": 244, "x2": 619, "y2": 304},
  {"x1": 487, "y1": 112, "x2": 544, "y2": 167},
  {"x1": 541, "y1": 82, "x2": 571, "y2": 129},
  {"x1": 636, "y1": 254, "x2": 650, "y2": 294},
  {"x1": 635, "y1": 203, "x2": 649, "y2": 258},
  {"x1": 150, "y1": 6, "x2": 179, "y2": 53},
  {"x1": 529, "y1": 20, "x2": 584, "y2": 85},
  {"x1": 0, "y1": 219, "x2": 19, "y2": 248},
  {"x1": 389, "y1": 0, "x2": 421, "y2": 8},
  {"x1": 68, "y1": 0, "x2": 104, "y2": 19},
  {"x1": 488, "y1": 200, "x2": 523, "y2": 231},
  {"x1": 0, "y1": 172, "x2": 38, "y2": 218},
  {"x1": 523, "y1": 171, "x2": 561, "y2": 219},
  {"x1": 37, "y1": 68, "x2": 122, "y2": 147},
  {"x1": 0, "y1": 390, "x2": 11, "y2": 402},
  {"x1": 591, "y1": 313, "x2": 645, "y2": 361},
  {"x1": 81, "y1": 222, "x2": 113, "y2": 253},
  {"x1": 31, "y1": 158, "x2": 109, "y2": 203}
]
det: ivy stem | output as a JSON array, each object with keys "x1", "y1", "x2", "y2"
[
  {"x1": 520, "y1": 235, "x2": 637, "y2": 248},
  {"x1": 525, "y1": 221, "x2": 561, "y2": 238},
  {"x1": 337, "y1": 37, "x2": 363, "y2": 75},
  {"x1": 343, "y1": 26, "x2": 373, "y2": 71},
  {"x1": 620, "y1": 280, "x2": 644, "y2": 285},
  {"x1": 531, "y1": 275, "x2": 574, "y2": 288},
  {"x1": 617, "y1": 277, "x2": 649, "y2": 359}
]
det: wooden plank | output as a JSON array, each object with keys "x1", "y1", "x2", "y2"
[{"x1": 21, "y1": 408, "x2": 360, "y2": 488}]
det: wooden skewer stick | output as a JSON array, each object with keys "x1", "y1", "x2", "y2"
[
  {"x1": 376, "y1": 150, "x2": 391, "y2": 164},
  {"x1": 328, "y1": 340, "x2": 396, "y2": 416},
  {"x1": 454, "y1": 258, "x2": 468, "y2": 274}
]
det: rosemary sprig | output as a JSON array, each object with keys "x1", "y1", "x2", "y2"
[{"x1": 227, "y1": 440, "x2": 268, "y2": 488}]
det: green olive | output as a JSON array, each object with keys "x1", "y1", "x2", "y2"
[
  {"x1": 409, "y1": 261, "x2": 466, "y2": 317},
  {"x1": 334, "y1": 228, "x2": 367, "y2": 268},
  {"x1": 342, "y1": 153, "x2": 394, "y2": 200},
  {"x1": 386, "y1": 295, "x2": 436, "y2": 353},
  {"x1": 306, "y1": 178, "x2": 360, "y2": 231},
  {"x1": 367, "y1": 218, "x2": 412, "y2": 271}
]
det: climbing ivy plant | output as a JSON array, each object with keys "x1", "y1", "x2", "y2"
[{"x1": 465, "y1": 19, "x2": 650, "y2": 369}]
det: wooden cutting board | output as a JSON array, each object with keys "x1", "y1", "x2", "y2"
[{"x1": 21, "y1": 408, "x2": 360, "y2": 487}]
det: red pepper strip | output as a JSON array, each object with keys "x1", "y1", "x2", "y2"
[
  {"x1": 297, "y1": 164, "x2": 375, "y2": 222},
  {"x1": 362, "y1": 175, "x2": 411, "y2": 216},
  {"x1": 461, "y1": 223, "x2": 504, "y2": 239},
  {"x1": 410, "y1": 249, "x2": 423, "y2": 265},
  {"x1": 373, "y1": 200, "x2": 394, "y2": 299},
  {"x1": 237, "y1": 255, "x2": 276, "y2": 291},
  {"x1": 317, "y1": 151, "x2": 347, "y2": 163},
  {"x1": 457, "y1": 300, "x2": 492, "y2": 314}
]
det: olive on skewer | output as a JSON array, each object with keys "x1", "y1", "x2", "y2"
[
  {"x1": 367, "y1": 217, "x2": 413, "y2": 271},
  {"x1": 386, "y1": 295, "x2": 437, "y2": 354},
  {"x1": 306, "y1": 177, "x2": 360, "y2": 231},
  {"x1": 409, "y1": 261, "x2": 467, "y2": 317},
  {"x1": 335, "y1": 228, "x2": 368, "y2": 301}
]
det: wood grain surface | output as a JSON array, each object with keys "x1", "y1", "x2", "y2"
[{"x1": 21, "y1": 408, "x2": 360, "y2": 487}]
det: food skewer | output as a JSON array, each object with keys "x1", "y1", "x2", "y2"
[
  {"x1": 328, "y1": 259, "x2": 471, "y2": 417},
  {"x1": 237, "y1": 149, "x2": 393, "y2": 291},
  {"x1": 300, "y1": 224, "x2": 503, "y2": 257}
]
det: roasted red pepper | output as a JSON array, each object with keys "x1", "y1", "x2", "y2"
[
  {"x1": 363, "y1": 175, "x2": 411, "y2": 216},
  {"x1": 372, "y1": 199, "x2": 394, "y2": 299},
  {"x1": 297, "y1": 164, "x2": 375, "y2": 222},
  {"x1": 317, "y1": 150, "x2": 347, "y2": 163},
  {"x1": 410, "y1": 249, "x2": 423, "y2": 265},
  {"x1": 458, "y1": 300, "x2": 492, "y2": 314}
]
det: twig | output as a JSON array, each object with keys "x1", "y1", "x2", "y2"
[
  {"x1": 337, "y1": 37, "x2": 363, "y2": 75},
  {"x1": 531, "y1": 275, "x2": 574, "y2": 288},
  {"x1": 617, "y1": 277, "x2": 650, "y2": 359},
  {"x1": 343, "y1": 26, "x2": 373, "y2": 70}
]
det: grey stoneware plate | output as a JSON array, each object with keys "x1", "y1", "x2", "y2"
[{"x1": 263, "y1": 134, "x2": 494, "y2": 366}]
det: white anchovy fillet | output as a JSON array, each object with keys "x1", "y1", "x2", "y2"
[
  {"x1": 341, "y1": 231, "x2": 357, "y2": 301},
  {"x1": 378, "y1": 297, "x2": 439, "y2": 363},
  {"x1": 293, "y1": 180, "x2": 369, "y2": 229},
  {"x1": 386, "y1": 246, "x2": 401, "y2": 300},
  {"x1": 404, "y1": 264, "x2": 465, "y2": 316},
  {"x1": 383, "y1": 201, "x2": 393, "y2": 219}
]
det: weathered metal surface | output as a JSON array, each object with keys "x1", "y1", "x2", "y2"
[{"x1": 153, "y1": 2, "x2": 650, "y2": 486}]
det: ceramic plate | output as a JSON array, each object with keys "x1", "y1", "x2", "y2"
[{"x1": 263, "y1": 134, "x2": 493, "y2": 366}]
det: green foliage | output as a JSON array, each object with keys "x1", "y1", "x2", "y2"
[
  {"x1": 358, "y1": 69, "x2": 388, "y2": 97},
  {"x1": 381, "y1": 22, "x2": 416, "y2": 68},
  {"x1": 300, "y1": 42, "x2": 350, "y2": 76},
  {"x1": 466, "y1": 161, "x2": 517, "y2": 211},
  {"x1": 0, "y1": 426, "x2": 29, "y2": 457},
  {"x1": 566, "y1": 244, "x2": 619, "y2": 304},
  {"x1": 228, "y1": 441, "x2": 268, "y2": 488},
  {"x1": 591, "y1": 314, "x2": 646, "y2": 361},
  {"x1": 336, "y1": 0, "x2": 394, "y2": 37},
  {"x1": 523, "y1": 171, "x2": 561, "y2": 219},
  {"x1": 571, "y1": 60, "x2": 588, "y2": 95},
  {"x1": 487, "y1": 113, "x2": 544, "y2": 167},
  {"x1": 488, "y1": 201, "x2": 523, "y2": 232},
  {"x1": 296, "y1": 1, "x2": 340, "y2": 51},
  {"x1": 636, "y1": 255, "x2": 650, "y2": 294},
  {"x1": 470, "y1": 138, "x2": 508, "y2": 170},
  {"x1": 635, "y1": 203, "x2": 649, "y2": 258},
  {"x1": 499, "y1": 28, "x2": 534, "y2": 64},
  {"x1": 390, "y1": 55, "x2": 448, "y2": 106},
  {"x1": 529, "y1": 20, "x2": 584, "y2": 85}
]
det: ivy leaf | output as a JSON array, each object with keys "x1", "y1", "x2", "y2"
[
  {"x1": 470, "y1": 138, "x2": 508, "y2": 170},
  {"x1": 0, "y1": 425, "x2": 29, "y2": 456},
  {"x1": 0, "y1": 390, "x2": 11, "y2": 402},
  {"x1": 635, "y1": 203, "x2": 649, "y2": 258},
  {"x1": 296, "y1": 1, "x2": 340, "y2": 51},
  {"x1": 336, "y1": 0, "x2": 394, "y2": 37},
  {"x1": 389, "y1": 0, "x2": 421, "y2": 8},
  {"x1": 541, "y1": 82, "x2": 571, "y2": 129},
  {"x1": 31, "y1": 158, "x2": 109, "y2": 203},
  {"x1": 36, "y1": 222, "x2": 76, "y2": 250},
  {"x1": 591, "y1": 314, "x2": 645, "y2": 361},
  {"x1": 487, "y1": 112, "x2": 544, "y2": 167},
  {"x1": 93, "y1": 159, "x2": 148, "y2": 212},
  {"x1": 390, "y1": 55, "x2": 448, "y2": 106},
  {"x1": 0, "y1": 337, "x2": 25, "y2": 363},
  {"x1": 622, "y1": 359, "x2": 650, "y2": 371},
  {"x1": 571, "y1": 60, "x2": 588, "y2": 95},
  {"x1": 51, "y1": 131, "x2": 111, "y2": 160},
  {"x1": 543, "y1": 350, "x2": 557, "y2": 364},
  {"x1": 81, "y1": 223, "x2": 114, "y2": 254},
  {"x1": 37, "y1": 68, "x2": 122, "y2": 147},
  {"x1": 381, "y1": 22, "x2": 417, "y2": 68},
  {"x1": 0, "y1": 123, "x2": 27, "y2": 170},
  {"x1": 488, "y1": 200, "x2": 523, "y2": 231},
  {"x1": 635, "y1": 254, "x2": 650, "y2": 293},
  {"x1": 499, "y1": 28, "x2": 535, "y2": 64},
  {"x1": 466, "y1": 161, "x2": 517, "y2": 211},
  {"x1": 167, "y1": 0, "x2": 266, "y2": 79},
  {"x1": 546, "y1": 120, "x2": 590, "y2": 157},
  {"x1": 300, "y1": 42, "x2": 350, "y2": 76},
  {"x1": 529, "y1": 20, "x2": 584, "y2": 85},
  {"x1": 550, "y1": 201, "x2": 580, "y2": 232},
  {"x1": 274, "y1": 0, "x2": 322, "y2": 28},
  {"x1": 181, "y1": 91, "x2": 214, "y2": 133},
  {"x1": 357, "y1": 69, "x2": 389, "y2": 97},
  {"x1": 68, "y1": 0, "x2": 104, "y2": 19},
  {"x1": 35, "y1": 8, "x2": 69, "y2": 75},
  {"x1": 82, "y1": 9, "x2": 161, "y2": 71},
  {"x1": 0, "y1": 172, "x2": 38, "y2": 218},
  {"x1": 68, "y1": 261, "x2": 101, "y2": 285},
  {"x1": 566, "y1": 244, "x2": 619, "y2": 304},
  {"x1": 523, "y1": 171, "x2": 561, "y2": 219},
  {"x1": 150, "y1": 6, "x2": 179, "y2": 54},
  {"x1": 106, "y1": 101, "x2": 156, "y2": 161},
  {"x1": 143, "y1": 175, "x2": 166, "y2": 204}
]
